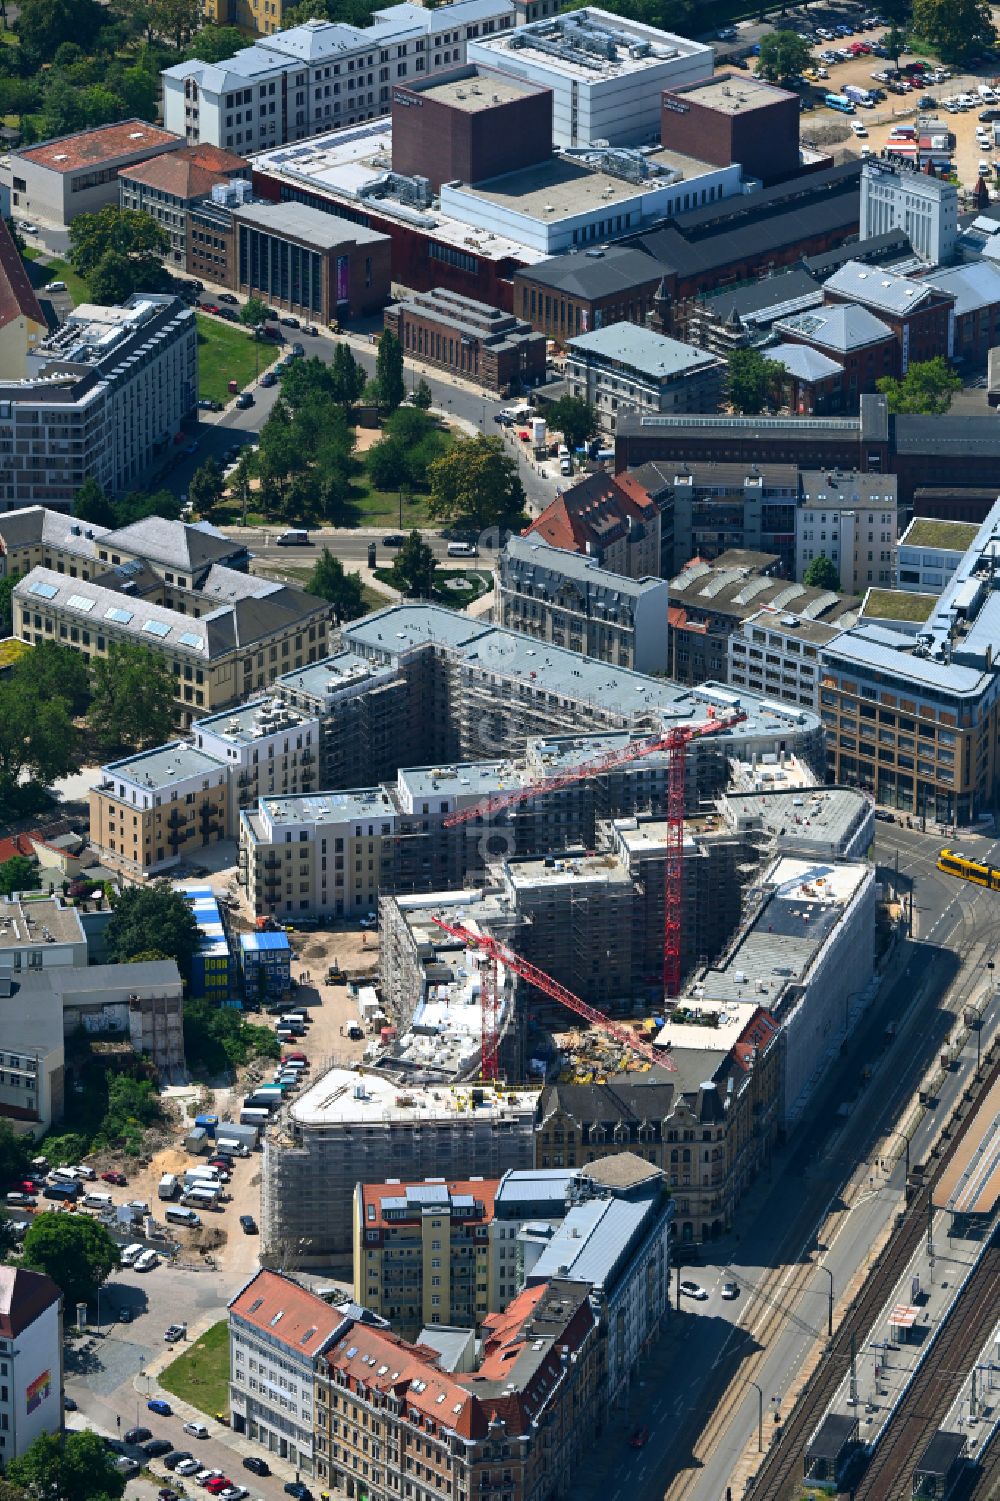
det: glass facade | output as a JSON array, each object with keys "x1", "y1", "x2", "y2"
[{"x1": 239, "y1": 226, "x2": 323, "y2": 314}]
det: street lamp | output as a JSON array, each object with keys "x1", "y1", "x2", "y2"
[
  {"x1": 885, "y1": 1128, "x2": 911, "y2": 1180},
  {"x1": 816, "y1": 1264, "x2": 834, "y2": 1338},
  {"x1": 749, "y1": 1380, "x2": 763, "y2": 1452},
  {"x1": 137, "y1": 1355, "x2": 145, "y2": 1428}
]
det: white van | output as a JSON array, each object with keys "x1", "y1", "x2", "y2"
[
  {"x1": 165, "y1": 1205, "x2": 202, "y2": 1228},
  {"x1": 134, "y1": 1248, "x2": 159, "y2": 1272},
  {"x1": 216, "y1": 1137, "x2": 250, "y2": 1158},
  {"x1": 276, "y1": 528, "x2": 309, "y2": 547},
  {"x1": 447, "y1": 541, "x2": 478, "y2": 557},
  {"x1": 158, "y1": 1173, "x2": 178, "y2": 1201},
  {"x1": 83, "y1": 1192, "x2": 113, "y2": 1211},
  {"x1": 120, "y1": 1242, "x2": 144, "y2": 1266},
  {"x1": 279, "y1": 1012, "x2": 307, "y2": 1026},
  {"x1": 49, "y1": 1167, "x2": 80, "y2": 1186},
  {"x1": 184, "y1": 1187, "x2": 221, "y2": 1211}
]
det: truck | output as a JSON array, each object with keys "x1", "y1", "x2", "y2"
[
  {"x1": 844, "y1": 85, "x2": 874, "y2": 106},
  {"x1": 43, "y1": 1182, "x2": 80, "y2": 1202},
  {"x1": 158, "y1": 1173, "x2": 178, "y2": 1201}
]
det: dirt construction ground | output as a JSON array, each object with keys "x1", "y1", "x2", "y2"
[{"x1": 800, "y1": 6, "x2": 1000, "y2": 194}]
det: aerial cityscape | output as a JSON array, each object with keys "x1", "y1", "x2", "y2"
[{"x1": 0, "y1": 0, "x2": 997, "y2": 1499}]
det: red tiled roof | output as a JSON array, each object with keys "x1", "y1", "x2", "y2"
[
  {"x1": 20, "y1": 121, "x2": 180, "y2": 174},
  {"x1": 0, "y1": 833, "x2": 34, "y2": 864},
  {"x1": 358, "y1": 1177, "x2": 499, "y2": 1229},
  {"x1": 229, "y1": 1269, "x2": 345, "y2": 1358},
  {"x1": 0, "y1": 1266, "x2": 60, "y2": 1337},
  {"x1": 119, "y1": 143, "x2": 248, "y2": 200},
  {"x1": 732, "y1": 1008, "x2": 780, "y2": 1072},
  {"x1": 524, "y1": 473, "x2": 657, "y2": 557},
  {"x1": 0, "y1": 218, "x2": 44, "y2": 334},
  {"x1": 325, "y1": 1323, "x2": 488, "y2": 1440}
]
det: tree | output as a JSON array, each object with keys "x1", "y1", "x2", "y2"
[
  {"x1": 412, "y1": 377, "x2": 433, "y2": 410},
  {"x1": 367, "y1": 436, "x2": 409, "y2": 491},
  {"x1": 239, "y1": 294, "x2": 269, "y2": 332},
  {"x1": 0, "y1": 78, "x2": 41, "y2": 130},
  {"x1": 88, "y1": 250, "x2": 137, "y2": 306},
  {"x1": 119, "y1": 64, "x2": 159, "y2": 122},
  {"x1": 546, "y1": 395, "x2": 597, "y2": 454},
  {"x1": 373, "y1": 327, "x2": 405, "y2": 413},
  {"x1": 390, "y1": 530, "x2": 436, "y2": 598},
  {"x1": 428, "y1": 434, "x2": 526, "y2": 533},
  {"x1": 69, "y1": 206, "x2": 168, "y2": 279},
  {"x1": 0, "y1": 1209, "x2": 19, "y2": 1263},
  {"x1": 7, "y1": 1429, "x2": 125, "y2": 1501},
  {"x1": 257, "y1": 400, "x2": 304, "y2": 509},
  {"x1": 0, "y1": 856, "x2": 39, "y2": 897},
  {"x1": 184, "y1": 24, "x2": 245, "y2": 61},
  {"x1": 143, "y1": 0, "x2": 202, "y2": 48},
  {"x1": 230, "y1": 449, "x2": 257, "y2": 524},
  {"x1": 188, "y1": 456, "x2": 225, "y2": 520},
  {"x1": 0, "y1": 1122, "x2": 32, "y2": 1191},
  {"x1": 329, "y1": 341, "x2": 366, "y2": 410},
  {"x1": 17, "y1": 638, "x2": 91, "y2": 716},
  {"x1": 803, "y1": 554, "x2": 840, "y2": 591},
  {"x1": 98, "y1": 1073, "x2": 162, "y2": 1153},
  {"x1": 0, "y1": 574, "x2": 18, "y2": 637},
  {"x1": 74, "y1": 477, "x2": 117, "y2": 528},
  {"x1": 0, "y1": 676, "x2": 78, "y2": 805},
  {"x1": 22, "y1": 1213, "x2": 121, "y2": 1307},
  {"x1": 307, "y1": 548, "x2": 366, "y2": 622},
  {"x1": 105, "y1": 879, "x2": 200, "y2": 975},
  {"x1": 17, "y1": 0, "x2": 104, "y2": 60},
  {"x1": 756, "y1": 29, "x2": 813, "y2": 81},
  {"x1": 727, "y1": 348, "x2": 784, "y2": 415},
  {"x1": 880, "y1": 24, "x2": 907, "y2": 67},
  {"x1": 184, "y1": 998, "x2": 280, "y2": 1074},
  {"x1": 88, "y1": 642, "x2": 176, "y2": 751},
  {"x1": 876, "y1": 357, "x2": 962, "y2": 415},
  {"x1": 382, "y1": 406, "x2": 448, "y2": 487},
  {"x1": 910, "y1": 0, "x2": 995, "y2": 60}
]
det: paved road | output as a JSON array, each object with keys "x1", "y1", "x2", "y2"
[{"x1": 573, "y1": 823, "x2": 1000, "y2": 1501}]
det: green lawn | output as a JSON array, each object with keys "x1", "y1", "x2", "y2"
[
  {"x1": 159, "y1": 1320, "x2": 231, "y2": 1418},
  {"x1": 346, "y1": 475, "x2": 431, "y2": 528},
  {"x1": 31, "y1": 256, "x2": 91, "y2": 307},
  {"x1": 258, "y1": 561, "x2": 393, "y2": 614},
  {"x1": 196, "y1": 314, "x2": 278, "y2": 406},
  {"x1": 862, "y1": 588, "x2": 937, "y2": 623}
]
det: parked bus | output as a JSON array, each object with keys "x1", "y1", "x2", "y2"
[{"x1": 825, "y1": 93, "x2": 856, "y2": 113}]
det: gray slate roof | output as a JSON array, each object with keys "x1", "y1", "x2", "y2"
[
  {"x1": 774, "y1": 303, "x2": 893, "y2": 353},
  {"x1": 768, "y1": 342, "x2": 843, "y2": 382},
  {"x1": 824, "y1": 258, "x2": 939, "y2": 315},
  {"x1": 98, "y1": 517, "x2": 238, "y2": 573},
  {"x1": 920, "y1": 259, "x2": 1000, "y2": 317},
  {"x1": 567, "y1": 322, "x2": 719, "y2": 378},
  {"x1": 519, "y1": 245, "x2": 660, "y2": 298}
]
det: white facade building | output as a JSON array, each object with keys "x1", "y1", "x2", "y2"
[
  {"x1": 895, "y1": 517, "x2": 980, "y2": 594},
  {"x1": 728, "y1": 608, "x2": 858, "y2": 712},
  {"x1": 0, "y1": 296, "x2": 196, "y2": 510},
  {"x1": 795, "y1": 470, "x2": 898, "y2": 593},
  {"x1": 467, "y1": 8, "x2": 714, "y2": 147},
  {"x1": 0, "y1": 1267, "x2": 63, "y2": 1464},
  {"x1": 565, "y1": 322, "x2": 725, "y2": 426},
  {"x1": 163, "y1": 0, "x2": 517, "y2": 153},
  {"x1": 859, "y1": 160, "x2": 958, "y2": 265}
]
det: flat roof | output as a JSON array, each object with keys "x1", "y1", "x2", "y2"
[
  {"x1": 466, "y1": 146, "x2": 714, "y2": 222},
  {"x1": 259, "y1": 787, "x2": 396, "y2": 828},
  {"x1": 567, "y1": 322, "x2": 717, "y2": 378},
  {"x1": 103, "y1": 741, "x2": 224, "y2": 790},
  {"x1": 526, "y1": 1193, "x2": 657, "y2": 1290},
  {"x1": 721, "y1": 784, "x2": 870, "y2": 850},
  {"x1": 672, "y1": 73, "x2": 795, "y2": 113},
  {"x1": 415, "y1": 73, "x2": 537, "y2": 111},
  {"x1": 19, "y1": 121, "x2": 179, "y2": 173},
  {"x1": 741, "y1": 605, "x2": 851, "y2": 647},
  {"x1": 861, "y1": 588, "x2": 937, "y2": 623},
  {"x1": 653, "y1": 997, "x2": 757, "y2": 1053},
  {"x1": 900, "y1": 517, "x2": 980, "y2": 552},
  {"x1": 0, "y1": 896, "x2": 84, "y2": 949},
  {"x1": 233, "y1": 198, "x2": 388, "y2": 248},
  {"x1": 289, "y1": 1067, "x2": 538, "y2": 1127},
  {"x1": 195, "y1": 696, "x2": 315, "y2": 745},
  {"x1": 474, "y1": 7, "x2": 711, "y2": 81},
  {"x1": 505, "y1": 850, "x2": 631, "y2": 890},
  {"x1": 821, "y1": 625, "x2": 993, "y2": 698}
]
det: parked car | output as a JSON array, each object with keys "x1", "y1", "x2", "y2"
[
  {"x1": 148, "y1": 1398, "x2": 172, "y2": 1416},
  {"x1": 243, "y1": 1457, "x2": 271, "y2": 1476},
  {"x1": 303, "y1": 323, "x2": 319, "y2": 336},
  {"x1": 63, "y1": 1395, "x2": 77, "y2": 1411},
  {"x1": 197, "y1": 398, "x2": 221, "y2": 411},
  {"x1": 205, "y1": 1479, "x2": 231, "y2": 1496},
  {"x1": 164, "y1": 1324, "x2": 187, "y2": 1343},
  {"x1": 280, "y1": 315, "x2": 300, "y2": 328},
  {"x1": 183, "y1": 1421, "x2": 210, "y2": 1439},
  {"x1": 6, "y1": 1192, "x2": 34, "y2": 1205},
  {"x1": 101, "y1": 1171, "x2": 128, "y2": 1185},
  {"x1": 175, "y1": 1459, "x2": 202, "y2": 1476},
  {"x1": 219, "y1": 1488, "x2": 249, "y2": 1501},
  {"x1": 260, "y1": 370, "x2": 277, "y2": 387},
  {"x1": 118, "y1": 1306, "x2": 133, "y2": 1322},
  {"x1": 284, "y1": 1485, "x2": 314, "y2": 1501},
  {"x1": 722, "y1": 1281, "x2": 740, "y2": 1299},
  {"x1": 218, "y1": 293, "x2": 239, "y2": 304},
  {"x1": 382, "y1": 534, "x2": 404, "y2": 546},
  {"x1": 163, "y1": 1452, "x2": 192, "y2": 1470},
  {"x1": 47, "y1": 280, "x2": 67, "y2": 292},
  {"x1": 239, "y1": 1214, "x2": 258, "y2": 1234},
  {"x1": 183, "y1": 442, "x2": 199, "y2": 456},
  {"x1": 291, "y1": 342, "x2": 305, "y2": 357},
  {"x1": 144, "y1": 1439, "x2": 175, "y2": 1459},
  {"x1": 235, "y1": 392, "x2": 254, "y2": 409},
  {"x1": 125, "y1": 1427, "x2": 152, "y2": 1445}
]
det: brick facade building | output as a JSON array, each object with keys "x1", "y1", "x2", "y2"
[
  {"x1": 661, "y1": 73, "x2": 800, "y2": 186},
  {"x1": 384, "y1": 288, "x2": 546, "y2": 392},
  {"x1": 391, "y1": 69, "x2": 552, "y2": 193}
]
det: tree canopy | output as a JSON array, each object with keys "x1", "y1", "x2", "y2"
[
  {"x1": 7, "y1": 1429, "x2": 124, "y2": 1501},
  {"x1": 26, "y1": 639, "x2": 91, "y2": 716},
  {"x1": 910, "y1": 0, "x2": 995, "y2": 60},
  {"x1": 22, "y1": 1213, "x2": 121, "y2": 1308},
  {"x1": 0, "y1": 1120, "x2": 33, "y2": 1188},
  {"x1": 727, "y1": 348, "x2": 783, "y2": 415},
  {"x1": 74, "y1": 478, "x2": 118, "y2": 528},
  {"x1": 88, "y1": 642, "x2": 176, "y2": 751},
  {"x1": 0, "y1": 667, "x2": 78, "y2": 809},
  {"x1": 68, "y1": 206, "x2": 168, "y2": 304},
  {"x1": 546, "y1": 395, "x2": 597, "y2": 453},
  {"x1": 105, "y1": 879, "x2": 200, "y2": 976},
  {"x1": 17, "y1": 0, "x2": 105, "y2": 61},
  {"x1": 0, "y1": 856, "x2": 41, "y2": 898},
  {"x1": 756, "y1": 29, "x2": 813, "y2": 81},
  {"x1": 307, "y1": 548, "x2": 366, "y2": 623},
  {"x1": 876, "y1": 357, "x2": 962, "y2": 415},
  {"x1": 188, "y1": 456, "x2": 226, "y2": 521},
  {"x1": 427, "y1": 434, "x2": 526, "y2": 533},
  {"x1": 803, "y1": 554, "x2": 840, "y2": 591},
  {"x1": 184, "y1": 998, "x2": 280, "y2": 1075},
  {"x1": 389, "y1": 530, "x2": 436, "y2": 598},
  {"x1": 373, "y1": 328, "x2": 405, "y2": 413}
]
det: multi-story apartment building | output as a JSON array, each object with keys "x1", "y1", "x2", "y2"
[
  {"x1": 0, "y1": 1267, "x2": 63, "y2": 1463},
  {"x1": 524, "y1": 471, "x2": 662, "y2": 580},
  {"x1": 565, "y1": 323, "x2": 725, "y2": 431},
  {"x1": 0, "y1": 971, "x2": 64, "y2": 1138},
  {"x1": 314, "y1": 1278, "x2": 601, "y2": 1501},
  {"x1": 14, "y1": 521, "x2": 330, "y2": 727},
  {"x1": 629, "y1": 461, "x2": 803, "y2": 578},
  {"x1": 163, "y1": 0, "x2": 518, "y2": 154},
  {"x1": 795, "y1": 470, "x2": 897, "y2": 594},
  {"x1": 262, "y1": 1072, "x2": 538, "y2": 1265},
  {"x1": 729, "y1": 609, "x2": 856, "y2": 712},
  {"x1": 192, "y1": 698, "x2": 320, "y2": 831},
  {"x1": 229, "y1": 1270, "x2": 364, "y2": 1477},
  {"x1": 496, "y1": 535, "x2": 669, "y2": 673},
  {"x1": 118, "y1": 144, "x2": 250, "y2": 265},
  {"x1": 352, "y1": 1178, "x2": 497, "y2": 1332},
  {"x1": 0, "y1": 296, "x2": 196, "y2": 510}
]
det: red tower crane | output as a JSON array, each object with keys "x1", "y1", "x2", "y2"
[{"x1": 431, "y1": 915, "x2": 675, "y2": 1073}]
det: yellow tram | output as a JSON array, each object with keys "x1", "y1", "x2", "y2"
[{"x1": 937, "y1": 848, "x2": 1000, "y2": 890}]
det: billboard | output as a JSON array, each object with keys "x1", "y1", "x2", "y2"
[
  {"x1": 336, "y1": 255, "x2": 350, "y2": 306},
  {"x1": 26, "y1": 1370, "x2": 51, "y2": 1415}
]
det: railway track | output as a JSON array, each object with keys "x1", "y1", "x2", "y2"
[
  {"x1": 853, "y1": 1245, "x2": 1000, "y2": 1501},
  {"x1": 744, "y1": 1048, "x2": 1000, "y2": 1501},
  {"x1": 965, "y1": 1420, "x2": 1000, "y2": 1499}
]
